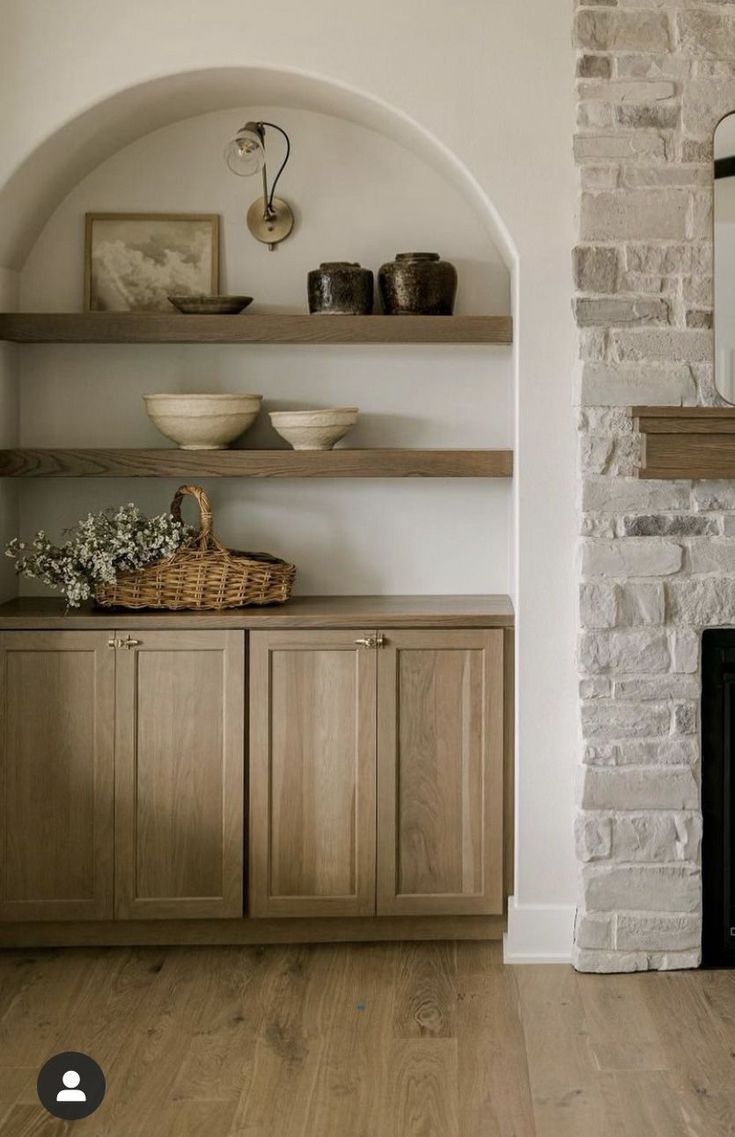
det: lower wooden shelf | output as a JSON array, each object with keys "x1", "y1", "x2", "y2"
[{"x1": 0, "y1": 448, "x2": 513, "y2": 478}]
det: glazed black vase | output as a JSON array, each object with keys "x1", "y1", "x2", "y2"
[
  {"x1": 307, "y1": 262, "x2": 374, "y2": 315},
  {"x1": 378, "y1": 252, "x2": 458, "y2": 316}
]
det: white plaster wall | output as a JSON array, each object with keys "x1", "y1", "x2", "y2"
[
  {"x1": 17, "y1": 106, "x2": 512, "y2": 597},
  {"x1": 0, "y1": 0, "x2": 577, "y2": 960},
  {"x1": 0, "y1": 267, "x2": 19, "y2": 600}
]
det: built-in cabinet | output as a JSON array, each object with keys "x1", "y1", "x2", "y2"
[
  {"x1": 0, "y1": 600, "x2": 511, "y2": 942},
  {"x1": 0, "y1": 631, "x2": 115, "y2": 922},
  {"x1": 0, "y1": 629, "x2": 244, "y2": 922},
  {"x1": 114, "y1": 630, "x2": 244, "y2": 920},
  {"x1": 249, "y1": 629, "x2": 504, "y2": 918}
]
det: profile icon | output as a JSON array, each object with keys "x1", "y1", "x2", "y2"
[
  {"x1": 56, "y1": 1070, "x2": 86, "y2": 1102},
  {"x1": 37, "y1": 1051, "x2": 105, "y2": 1120}
]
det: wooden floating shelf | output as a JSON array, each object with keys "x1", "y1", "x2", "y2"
[
  {"x1": 633, "y1": 406, "x2": 735, "y2": 479},
  {"x1": 0, "y1": 312, "x2": 512, "y2": 346},
  {"x1": 0, "y1": 448, "x2": 513, "y2": 479}
]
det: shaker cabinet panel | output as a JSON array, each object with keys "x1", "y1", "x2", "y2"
[
  {"x1": 114, "y1": 630, "x2": 245, "y2": 919},
  {"x1": 0, "y1": 632, "x2": 115, "y2": 921},
  {"x1": 249, "y1": 631, "x2": 377, "y2": 917},
  {"x1": 377, "y1": 630, "x2": 504, "y2": 916}
]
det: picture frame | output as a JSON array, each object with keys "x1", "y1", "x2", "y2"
[{"x1": 84, "y1": 212, "x2": 220, "y2": 312}]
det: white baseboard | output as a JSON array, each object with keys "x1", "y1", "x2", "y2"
[{"x1": 503, "y1": 898, "x2": 575, "y2": 964}]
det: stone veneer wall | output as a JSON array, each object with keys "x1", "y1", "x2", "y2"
[{"x1": 573, "y1": 0, "x2": 735, "y2": 972}]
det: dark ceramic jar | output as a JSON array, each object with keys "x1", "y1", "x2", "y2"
[
  {"x1": 307, "y1": 262, "x2": 374, "y2": 315},
  {"x1": 378, "y1": 252, "x2": 458, "y2": 316}
]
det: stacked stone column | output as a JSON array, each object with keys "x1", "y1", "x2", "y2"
[{"x1": 575, "y1": 0, "x2": 735, "y2": 971}]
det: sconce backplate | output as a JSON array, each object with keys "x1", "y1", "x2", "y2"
[{"x1": 246, "y1": 197, "x2": 294, "y2": 246}]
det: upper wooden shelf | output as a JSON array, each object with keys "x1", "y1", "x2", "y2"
[
  {"x1": 0, "y1": 313, "x2": 512, "y2": 346},
  {"x1": 0, "y1": 594, "x2": 514, "y2": 631},
  {"x1": 633, "y1": 406, "x2": 735, "y2": 479},
  {"x1": 0, "y1": 448, "x2": 512, "y2": 479}
]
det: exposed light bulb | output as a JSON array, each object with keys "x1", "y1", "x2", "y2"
[{"x1": 224, "y1": 125, "x2": 265, "y2": 177}]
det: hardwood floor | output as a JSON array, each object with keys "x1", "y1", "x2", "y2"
[{"x1": 0, "y1": 942, "x2": 734, "y2": 1135}]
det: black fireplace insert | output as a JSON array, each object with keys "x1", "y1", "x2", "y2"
[{"x1": 702, "y1": 629, "x2": 735, "y2": 967}]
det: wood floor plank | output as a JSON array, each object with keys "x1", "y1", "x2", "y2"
[
  {"x1": 578, "y1": 972, "x2": 668, "y2": 1072},
  {"x1": 393, "y1": 942, "x2": 457, "y2": 1038},
  {"x1": 516, "y1": 966, "x2": 625, "y2": 1137},
  {"x1": 170, "y1": 948, "x2": 271, "y2": 1103},
  {"x1": 0, "y1": 1104, "x2": 70, "y2": 1136},
  {"x1": 227, "y1": 945, "x2": 324, "y2": 1137},
  {"x1": 456, "y1": 943, "x2": 536, "y2": 1137},
  {"x1": 380, "y1": 1039, "x2": 459, "y2": 1137},
  {"x1": 301, "y1": 945, "x2": 397, "y2": 1137},
  {"x1": 641, "y1": 973, "x2": 735, "y2": 1092},
  {"x1": 613, "y1": 1071, "x2": 692, "y2": 1137}
]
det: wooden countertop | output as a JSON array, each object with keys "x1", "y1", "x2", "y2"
[{"x1": 0, "y1": 595, "x2": 514, "y2": 630}]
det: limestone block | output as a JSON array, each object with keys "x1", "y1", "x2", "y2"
[
  {"x1": 578, "y1": 362, "x2": 695, "y2": 405},
  {"x1": 582, "y1": 478, "x2": 691, "y2": 512},
  {"x1": 581, "y1": 190, "x2": 689, "y2": 241},
  {"x1": 574, "y1": 297, "x2": 670, "y2": 326},
  {"x1": 575, "y1": 9, "x2": 671, "y2": 52},
  {"x1": 580, "y1": 433, "x2": 641, "y2": 477},
  {"x1": 575, "y1": 813, "x2": 613, "y2": 861},
  {"x1": 611, "y1": 328, "x2": 713, "y2": 362},
  {"x1": 579, "y1": 766, "x2": 698, "y2": 808},
  {"x1": 679, "y1": 9, "x2": 735, "y2": 58},
  {"x1": 580, "y1": 581, "x2": 664, "y2": 627},
  {"x1": 573, "y1": 245, "x2": 619, "y2": 292},
  {"x1": 578, "y1": 629, "x2": 670, "y2": 673},
  {"x1": 575, "y1": 912, "x2": 615, "y2": 950},
  {"x1": 616, "y1": 913, "x2": 701, "y2": 952},
  {"x1": 613, "y1": 813, "x2": 702, "y2": 862},
  {"x1": 613, "y1": 674, "x2": 699, "y2": 699},
  {"x1": 621, "y1": 513, "x2": 717, "y2": 537},
  {"x1": 573, "y1": 948, "x2": 652, "y2": 973},
  {"x1": 583, "y1": 738, "x2": 698, "y2": 767},
  {"x1": 671, "y1": 630, "x2": 700, "y2": 673},
  {"x1": 581, "y1": 538, "x2": 682, "y2": 576},
  {"x1": 581, "y1": 700, "x2": 671, "y2": 739},
  {"x1": 666, "y1": 578, "x2": 735, "y2": 624},
  {"x1": 582, "y1": 864, "x2": 700, "y2": 912},
  {"x1": 574, "y1": 133, "x2": 667, "y2": 162},
  {"x1": 688, "y1": 538, "x2": 735, "y2": 572}
]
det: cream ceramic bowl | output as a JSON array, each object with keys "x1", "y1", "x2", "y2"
[
  {"x1": 269, "y1": 407, "x2": 359, "y2": 451},
  {"x1": 144, "y1": 393, "x2": 262, "y2": 450}
]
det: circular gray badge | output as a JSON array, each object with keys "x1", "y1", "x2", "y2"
[{"x1": 37, "y1": 1051, "x2": 106, "y2": 1121}]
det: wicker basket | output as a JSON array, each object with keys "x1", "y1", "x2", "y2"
[{"x1": 94, "y1": 485, "x2": 296, "y2": 610}]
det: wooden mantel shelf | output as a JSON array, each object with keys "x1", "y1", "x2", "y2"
[
  {"x1": 0, "y1": 312, "x2": 513, "y2": 346},
  {"x1": 0, "y1": 595, "x2": 514, "y2": 630},
  {"x1": 633, "y1": 406, "x2": 735, "y2": 479},
  {"x1": 0, "y1": 448, "x2": 512, "y2": 479}
]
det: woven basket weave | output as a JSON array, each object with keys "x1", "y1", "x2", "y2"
[{"x1": 94, "y1": 484, "x2": 296, "y2": 610}]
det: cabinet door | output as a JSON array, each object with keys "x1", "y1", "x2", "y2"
[
  {"x1": 377, "y1": 630, "x2": 504, "y2": 916},
  {"x1": 115, "y1": 630, "x2": 244, "y2": 919},
  {"x1": 0, "y1": 631, "x2": 115, "y2": 921},
  {"x1": 249, "y1": 631, "x2": 376, "y2": 917}
]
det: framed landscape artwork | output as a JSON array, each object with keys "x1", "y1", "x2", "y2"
[{"x1": 84, "y1": 212, "x2": 220, "y2": 311}]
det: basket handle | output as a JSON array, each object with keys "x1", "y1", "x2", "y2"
[{"x1": 170, "y1": 484, "x2": 220, "y2": 548}]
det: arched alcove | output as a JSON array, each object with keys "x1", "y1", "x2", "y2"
[
  {"x1": 0, "y1": 65, "x2": 517, "y2": 273},
  {"x1": 2, "y1": 63, "x2": 518, "y2": 601}
]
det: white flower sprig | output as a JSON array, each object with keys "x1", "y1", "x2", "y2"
[{"x1": 6, "y1": 503, "x2": 193, "y2": 607}]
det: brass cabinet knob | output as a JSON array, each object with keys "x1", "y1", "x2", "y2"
[
  {"x1": 354, "y1": 634, "x2": 387, "y2": 649},
  {"x1": 108, "y1": 636, "x2": 141, "y2": 650}
]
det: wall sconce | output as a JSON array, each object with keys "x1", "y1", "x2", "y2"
[{"x1": 224, "y1": 120, "x2": 294, "y2": 250}]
